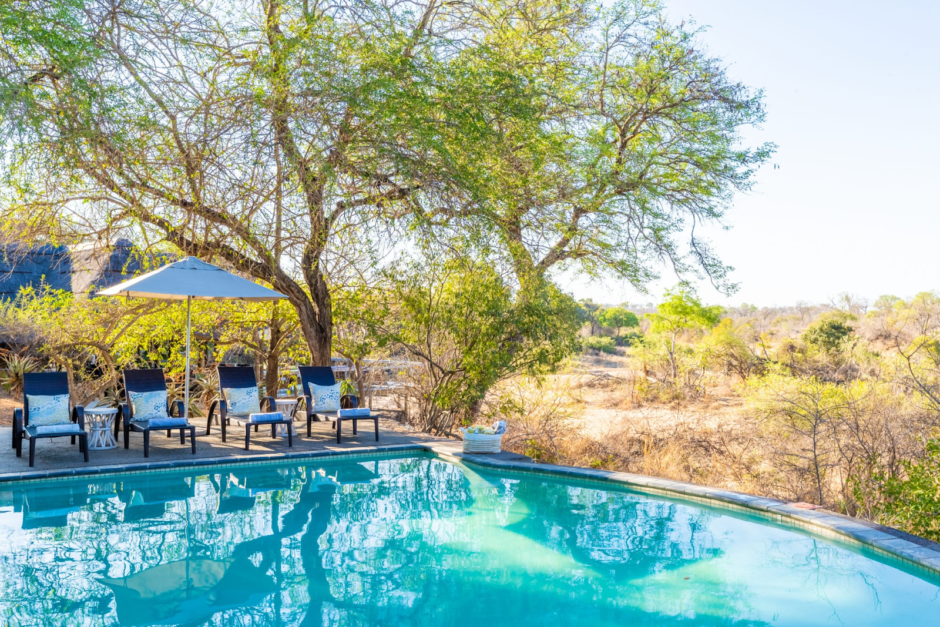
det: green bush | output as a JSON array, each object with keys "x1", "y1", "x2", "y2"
[
  {"x1": 803, "y1": 313, "x2": 854, "y2": 353},
  {"x1": 866, "y1": 439, "x2": 940, "y2": 542},
  {"x1": 620, "y1": 330, "x2": 644, "y2": 347},
  {"x1": 582, "y1": 336, "x2": 617, "y2": 354}
]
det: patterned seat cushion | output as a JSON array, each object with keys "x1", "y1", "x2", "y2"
[
  {"x1": 224, "y1": 386, "x2": 261, "y2": 417},
  {"x1": 26, "y1": 394, "x2": 71, "y2": 427},
  {"x1": 29, "y1": 423, "x2": 82, "y2": 436},
  {"x1": 129, "y1": 390, "x2": 169, "y2": 422},
  {"x1": 308, "y1": 383, "x2": 341, "y2": 413}
]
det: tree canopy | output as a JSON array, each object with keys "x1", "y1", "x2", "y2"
[
  {"x1": 598, "y1": 307, "x2": 640, "y2": 330},
  {"x1": 0, "y1": 0, "x2": 771, "y2": 364}
]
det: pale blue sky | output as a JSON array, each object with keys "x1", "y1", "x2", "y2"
[{"x1": 561, "y1": 0, "x2": 940, "y2": 308}]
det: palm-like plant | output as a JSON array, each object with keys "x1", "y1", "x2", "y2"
[{"x1": 0, "y1": 354, "x2": 39, "y2": 397}]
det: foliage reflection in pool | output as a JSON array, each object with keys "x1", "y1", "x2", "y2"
[{"x1": 0, "y1": 454, "x2": 937, "y2": 626}]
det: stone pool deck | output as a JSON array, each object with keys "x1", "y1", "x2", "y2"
[
  {"x1": 0, "y1": 414, "x2": 465, "y2": 479},
  {"x1": 2, "y1": 414, "x2": 940, "y2": 579}
]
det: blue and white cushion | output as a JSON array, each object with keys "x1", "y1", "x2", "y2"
[
  {"x1": 308, "y1": 383, "x2": 341, "y2": 413},
  {"x1": 224, "y1": 387, "x2": 260, "y2": 417},
  {"x1": 338, "y1": 407, "x2": 371, "y2": 418},
  {"x1": 26, "y1": 394, "x2": 71, "y2": 427},
  {"x1": 147, "y1": 417, "x2": 189, "y2": 428},
  {"x1": 129, "y1": 390, "x2": 168, "y2": 423},
  {"x1": 247, "y1": 412, "x2": 284, "y2": 424}
]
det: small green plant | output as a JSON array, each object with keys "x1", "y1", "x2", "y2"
[
  {"x1": 589, "y1": 455, "x2": 616, "y2": 469},
  {"x1": 340, "y1": 378, "x2": 358, "y2": 397},
  {"x1": 582, "y1": 336, "x2": 617, "y2": 354},
  {"x1": 523, "y1": 438, "x2": 556, "y2": 463}
]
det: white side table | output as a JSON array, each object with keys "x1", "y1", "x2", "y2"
[
  {"x1": 273, "y1": 399, "x2": 298, "y2": 438},
  {"x1": 84, "y1": 407, "x2": 118, "y2": 450}
]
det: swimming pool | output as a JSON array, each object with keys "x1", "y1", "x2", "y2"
[{"x1": 0, "y1": 453, "x2": 937, "y2": 626}]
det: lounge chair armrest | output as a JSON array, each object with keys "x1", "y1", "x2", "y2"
[
  {"x1": 294, "y1": 395, "x2": 310, "y2": 418},
  {"x1": 13, "y1": 407, "x2": 23, "y2": 431},
  {"x1": 208, "y1": 399, "x2": 220, "y2": 421},
  {"x1": 262, "y1": 395, "x2": 276, "y2": 412},
  {"x1": 118, "y1": 402, "x2": 132, "y2": 422},
  {"x1": 169, "y1": 399, "x2": 185, "y2": 418},
  {"x1": 73, "y1": 405, "x2": 85, "y2": 430}
]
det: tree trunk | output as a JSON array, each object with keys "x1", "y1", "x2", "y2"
[
  {"x1": 265, "y1": 316, "x2": 283, "y2": 396},
  {"x1": 306, "y1": 268, "x2": 333, "y2": 367},
  {"x1": 670, "y1": 331, "x2": 679, "y2": 381}
]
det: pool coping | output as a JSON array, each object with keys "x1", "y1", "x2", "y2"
[{"x1": 3, "y1": 440, "x2": 940, "y2": 578}]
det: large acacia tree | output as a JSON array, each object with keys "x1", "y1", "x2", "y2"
[
  {"x1": 397, "y1": 1, "x2": 773, "y2": 292},
  {"x1": 0, "y1": 0, "x2": 770, "y2": 363}
]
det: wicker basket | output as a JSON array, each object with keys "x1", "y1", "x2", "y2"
[{"x1": 460, "y1": 429, "x2": 503, "y2": 454}]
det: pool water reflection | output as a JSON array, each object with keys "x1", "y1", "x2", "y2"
[{"x1": 0, "y1": 455, "x2": 937, "y2": 626}]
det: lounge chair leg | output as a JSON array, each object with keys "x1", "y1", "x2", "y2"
[
  {"x1": 221, "y1": 419, "x2": 227, "y2": 443},
  {"x1": 190, "y1": 428, "x2": 196, "y2": 454},
  {"x1": 180, "y1": 428, "x2": 185, "y2": 444},
  {"x1": 167, "y1": 430, "x2": 171, "y2": 438},
  {"x1": 245, "y1": 425, "x2": 251, "y2": 451},
  {"x1": 16, "y1": 433, "x2": 22, "y2": 458},
  {"x1": 288, "y1": 425, "x2": 293, "y2": 447},
  {"x1": 71, "y1": 435, "x2": 76, "y2": 445},
  {"x1": 143, "y1": 431, "x2": 150, "y2": 458},
  {"x1": 375, "y1": 418, "x2": 379, "y2": 441},
  {"x1": 82, "y1": 435, "x2": 89, "y2": 462},
  {"x1": 336, "y1": 420, "x2": 342, "y2": 444},
  {"x1": 254, "y1": 424, "x2": 259, "y2": 433},
  {"x1": 307, "y1": 415, "x2": 312, "y2": 438},
  {"x1": 271, "y1": 424, "x2": 276, "y2": 439},
  {"x1": 124, "y1": 425, "x2": 130, "y2": 449},
  {"x1": 29, "y1": 437, "x2": 36, "y2": 467},
  {"x1": 353, "y1": 419, "x2": 358, "y2": 435}
]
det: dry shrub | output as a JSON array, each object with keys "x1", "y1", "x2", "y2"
[
  {"x1": 551, "y1": 412, "x2": 769, "y2": 496},
  {"x1": 482, "y1": 376, "x2": 577, "y2": 463}
]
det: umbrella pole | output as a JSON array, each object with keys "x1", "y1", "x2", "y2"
[{"x1": 184, "y1": 295, "x2": 192, "y2": 421}]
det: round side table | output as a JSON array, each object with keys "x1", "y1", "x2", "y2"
[
  {"x1": 84, "y1": 407, "x2": 118, "y2": 450},
  {"x1": 273, "y1": 398, "x2": 298, "y2": 438}
]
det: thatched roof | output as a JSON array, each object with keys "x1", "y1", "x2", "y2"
[{"x1": 0, "y1": 239, "x2": 158, "y2": 299}]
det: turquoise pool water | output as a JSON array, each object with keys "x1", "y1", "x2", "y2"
[{"x1": 0, "y1": 455, "x2": 938, "y2": 626}]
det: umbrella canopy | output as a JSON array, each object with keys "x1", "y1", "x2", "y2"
[
  {"x1": 97, "y1": 256, "x2": 286, "y2": 301},
  {"x1": 97, "y1": 256, "x2": 287, "y2": 421}
]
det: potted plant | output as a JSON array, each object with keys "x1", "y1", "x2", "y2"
[{"x1": 339, "y1": 378, "x2": 359, "y2": 409}]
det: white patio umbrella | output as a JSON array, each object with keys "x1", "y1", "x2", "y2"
[{"x1": 97, "y1": 257, "x2": 287, "y2": 419}]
